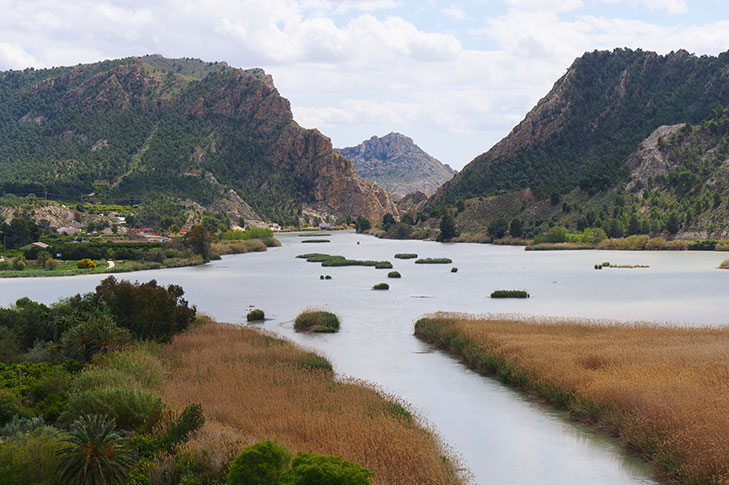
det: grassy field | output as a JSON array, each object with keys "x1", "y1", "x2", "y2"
[
  {"x1": 415, "y1": 313, "x2": 729, "y2": 484},
  {"x1": 161, "y1": 322, "x2": 462, "y2": 485}
]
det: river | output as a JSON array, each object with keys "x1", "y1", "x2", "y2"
[{"x1": 3, "y1": 231, "x2": 727, "y2": 484}]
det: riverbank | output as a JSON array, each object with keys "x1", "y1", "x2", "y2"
[
  {"x1": 161, "y1": 320, "x2": 463, "y2": 485},
  {"x1": 0, "y1": 237, "x2": 279, "y2": 278},
  {"x1": 415, "y1": 313, "x2": 729, "y2": 484}
]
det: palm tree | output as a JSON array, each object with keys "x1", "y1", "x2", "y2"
[{"x1": 57, "y1": 414, "x2": 136, "y2": 484}]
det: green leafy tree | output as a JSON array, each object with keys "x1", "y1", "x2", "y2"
[
  {"x1": 488, "y1": 219, "x2": 508, "y2": 240},
  {"x1": 381, "y1": 213, "x2": 396, "y2": 231},
  {"x1": 61, "y1": 316, "x2": 133, "y2": 363},
  {"x1": 354, "y1": 216, "x2": 371, "y2": 233},
  {"x1": 437, "y1": 214, "x2": 459, "y2": 242},
  {"x1": 509, "y1": 218, "x2": 523, "y2": 238},
  {"x1": 227, "y1": 439, "x2": 292, "y2": 485},
  {"x1": 56, "y1": 414, "x2": 136, "y2": 485},
  {"x1": 185, "y1": 225, "x2": 212, "y2": 261},
  {"x1": 280, "y1": 452, "x2": 373, "y2": 485}
]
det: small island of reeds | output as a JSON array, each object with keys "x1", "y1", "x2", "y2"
[
  {"x1": 301, "y1": 239, "x2": 331, "y2": 243},
  {"x1": 395, "y1": 253, "x2": 418, "y2": 259},
  {"x1": 490, "y1": 290, "x2": 529, "y2": 298},
  {"x1": 414, "y1": 313, "x2": 729, "y2": 485},
  {"x1": 387, "y1": 271, "x2": 401, "y2": 278},
  {"x1": 246, "y1": 309, "x2": 265, "y2": 322},
  {"x1": 294, "y1": 310, "x2": 340, "y2": 333},
  {"x1": 373, "y1": 283, "x2": 390, "y2": 290},
  {"x1": 297, "y1": 253, "x2": 392, "y2": 269},
  {"x1": 415, "y1": 257, "x2": 452, "y2": 264}
]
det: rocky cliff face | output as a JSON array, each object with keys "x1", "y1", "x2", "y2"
[
  {"x1": 337, "y1": 133, "x2": 456, "y2": 197},
  {"x1": 0, "y1": 56, "x2": 397, "y2": 225}
]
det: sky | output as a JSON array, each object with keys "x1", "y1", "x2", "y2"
[{"x1": 1, "y1": 1, "x2": 729, "y2": 170}]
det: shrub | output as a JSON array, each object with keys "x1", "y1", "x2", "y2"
[
  {"x1": 61, "y1": 316, "x2": 133, "y2": 362},
  {"x1": 296, "y1": 353, "x2": 333, "y2": 371},
  {"x1": 490, "y1": 290, "x2": 530, "y2": 298},
  {"x1": 45, "y1": 258, "x2": 60, "y2": 270},
  {"x1": 394, "y1": 253, "x2": 417, "y2": 259},
  {"x1": 57, "y1": 414, "x2": 136, "y2": 485},
  {"x1": 451, "y1": 267, "x2": 458, "y2": 273},
  {"x1": 227, "y1": 439, "x2": 292, "y2": 485},
  {"x1": 63, "y1": 387, "x2": 164, "y2": 430},
  {"x1": 247, "y1": 309, "x2": 265, "y2": 322},
  {"x1": 12, "y1": 257, "x2": 26, "y2": 271},
  {"x1": 372, "y1": 283, "x2": 389, "y2": 290},
  {"x1": 280, "y1": 452, "x2": 373, "y2": 485},
  {"x1": 387, "y1": 271, "x2": 401, "y2": 278},
  {"x1": 77, "y1": 258, "x2": 97, "y2": 269},
  {"x1": 415, "y1": 258, "x2": 452, "y2": 264},
  {"x1": 160, "y1": 403, "x2": 205, "y2": 453},
  {"x1": 294, "y1": 311, "x2": 339, "y2": 333},
  {"x1": 0, "y1": 428, "x2": 66, "y2": 485}
]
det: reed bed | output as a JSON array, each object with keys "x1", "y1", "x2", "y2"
[
  {"x1": 161, "y1": 323, "x2": 461, "y2": 485},
  {"x1": 415, "y1": 313, "x2": 729, "y2": 484}
]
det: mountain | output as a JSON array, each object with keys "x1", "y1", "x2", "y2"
[
  {"x1": 432, "y1": 48, "x2": 729, "y2": 207},
  {"x1": 0, "y1": 55, "x2": 397, "y2": 226},
  {"x1": 337, "y1": 133, "x2": 456, "y2": 197}
]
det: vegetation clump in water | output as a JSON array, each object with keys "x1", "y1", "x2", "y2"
[
  {"x1": 451, "y1": 267, "x2": 458, "y2": 273},
  {"x1": 294, "y1": 310, "x2": 340, "y2": 333},
  {"x1": 415, "y1": 257, "x2": 452, "y2": 264},
  {"x1": 490, "y1": 290, "x2": 529, "y2": 298},
  {"x1": 387, "y1": 271, "x2": 401, "y2": 278},
  {"x1": 394, "y1": 253, "x2": 418, "y2": 259},
  {"x1": 297, "y1": 253, "x2": 392, "y2": 269},
  {"x1": 373, "y1": 283, "x2": 390, "y2": 290},
  {"x1": 301, "y1": 239, "x2": 330, "y2": 243},
  {"x1": 247, "y1": 309, "x2": 265, "y2": 322}
]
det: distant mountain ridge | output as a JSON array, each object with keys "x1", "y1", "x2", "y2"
[
  {"x1": 337, "y1": 132, "x2": 456, "y2": 197},
  {"x1": 0, "y1": 55, "x2": 397, "y2": 226}
]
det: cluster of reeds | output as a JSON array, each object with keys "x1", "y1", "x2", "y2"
[
  {"x1": 415, "y1": 313, "x2": 729, "y2": 484},
  {"x1": 415, "y1": 258, "x2": 452, "y2": 264},
  {"x1": 372, "y1": 283, "x2": 389, "y2": 290},
  {"x1": 394, "y1": 253, "x2": 418, "y2": 259},
  {"x1": 246, "y1": 309, "x2": 265, "y2": 322},
  {"x1": 212, "y1": 239, "x2": 268, "y2": 255},
  {"x1": 160, "y1": 323, "x2": 461, "y2": 485},
  {"x1": 597, "y1": 236, "x2": 689, "y2": 251},
  {"x1": 489, "y1": 290, "x2": 529, "y2": 298},
  {"x1": 387, "y1": 271, "x2": 401, "y2": 278},
  {"x1": 300, "y1": 239, "x2": 330, "y2": 244},
  {"x1": 296, "y1": 253, "x2": 392, "y2": 269},
  {"x1": 294, "y1": 310, "x2": 340, "y2": 333}
]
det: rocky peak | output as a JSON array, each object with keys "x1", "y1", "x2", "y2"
[{"x1": 337, "y1": 133, "x2": 456, "y2": 197}]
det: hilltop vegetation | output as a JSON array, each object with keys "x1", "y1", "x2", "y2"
[
  {"x1": 424, "y1": 48, "x2": 729, "y2": 240},
  {"x1": 0, "y1": 55, "x2": 396, "y2": 227}
]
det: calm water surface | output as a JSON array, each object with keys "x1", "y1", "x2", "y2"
[{"x1": 3, "y1": 232, "x2": 727, "y2": 484}]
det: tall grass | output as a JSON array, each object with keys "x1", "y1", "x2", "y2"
[
  {"x1": 415, "y1": 313, "x2": 729, "y2": 484},
  {"x1": 160, "y1": 323, "x2": 461, "y2": 485}
]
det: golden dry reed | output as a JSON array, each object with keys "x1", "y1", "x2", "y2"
[
  {"x1": 161, "y1": 322, "x2": 462, "y2": 485},
  {"x1": 415, "y1": 313, "x2": 729, "y2": 484}
]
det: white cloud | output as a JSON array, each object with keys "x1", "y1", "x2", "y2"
[
  {"x1": 506, "y1": 0, "x2": 583, "y2": 12},
  {"x1": 0, "y1": 42, "x2": 39, "y2": 69},
  {"x1": 441, "y1": 5, "x2": 468, "y2": 20},
  {"x1": 637, "y1": 0, "x2": 688, "y2": 14}
]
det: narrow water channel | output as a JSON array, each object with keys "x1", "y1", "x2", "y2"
[{"x1": 4, "y1": 231, "x2": 726, "y2": 483}]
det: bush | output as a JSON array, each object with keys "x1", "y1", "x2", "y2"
[
  {"x1": 394, "y1": 253, "x2": 417, "y2": 259},
  {"x1": 63, "y1": 387, "x2": 164, "y2": 430},
  {"x1": 280, "y1": 452, "x2": 373, "y2": 485},
  {"x1": 387, "y1": 271, "x2": 401, "y2": 278},
  {"x1": 490, "y1": 290, "x2": 530, "y2": 298},
  {"x1": 160, "y1": 403, "x2": 205, "y2": 453},
  {"x1": 45, "y1": 258, "x2": 60, "y2": 270},
  {"x1": 0, "y1": 428, "x2": 67, "y2": 485},
  {"x1": 77, "y1": 258, "x2": 97, "y2": 269},
  {"x1": 372, "y1": 283, "x2": 389, "y2": 290},
  {"x1": 247, "y1": 309, "x2": 265, "y2": 322},
  {"x1": 294, "y1": 311, "x2": 339, "y2": 333},
  {"x1": 12, "y1": 257, "x2": 26, "y2": 271},
  {"x1": 415, "y1": 258, "x2": 452, "y2": 264},
  {"x1": 227, "y1": 439, "x2": 292, "y2": 485},
  {"x1": 61, "y1": 316, "x2": 133, "y2": 362}
]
